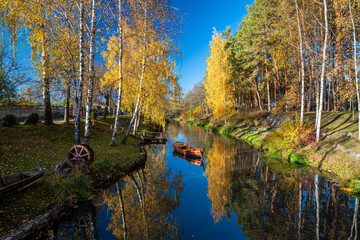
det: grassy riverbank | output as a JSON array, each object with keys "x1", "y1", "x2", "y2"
[
  {"x1": 0, "y1": 117, "x2": 141, "y2": 235},
  {"x1": 180, "y1": 112, "x2": 360, "y2": 187}
]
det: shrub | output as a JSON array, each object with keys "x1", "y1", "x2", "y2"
[
  {"x1": 2, "y1": 114, "x2": 17, "y2": 127},
  {"x1": 91, "y1": 109, "x2": 98, "y2": 120},
  {"x1": 204, "y1": 123, "x2": 213, "y2": 130},
  {"x1": 288, "y1": 153, "x2": 308, "y2": 167},
  {"x1": 28, "y1": 112, "x2": 39, "y2": 125},
  {"x1": 90, "y1": 159, "x2": 113, "y2": 179},
  {"x1": 51, "y1": 171, "x2": 92, "y2": 204},
  {"x1": 263, "y1": 114, "x2": 313, "y2": 153},
  {"x1": 350, "y1": 180, "x2": 360, "y2": 194},
  {"x1": 110, "y1": 162, "x2": 127, "y2": 176},
  {"x1": 90, "y1": 159, "x2": 127, "y2": 179},
  {"x1": 219, "y1": 125, "x2": 231, "y2": 135}
]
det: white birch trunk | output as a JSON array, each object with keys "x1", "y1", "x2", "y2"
[
  {"x1": 349, "y1": 198, "x2": 359, "y2": 240},
  {"x1": 130, "y1": 173, "x2": 148, "y2": 239},
  {"x1": 122, "y1": 63, "x2": 144, "y2": 144},
  {"x1": 75, "y1": 0, "x2": 85, "y2": 145},
  {"x1": 116, "y1": 182, "x2": 127, "y2": 240},
  {"x1": 64, "y1": 81, "x2": 70, "y2": 123},
  {"x1": 295, "y1": 0, "x2": 305, "y2": 128},
  {"x1": 316, "y1": 0, "x2": 328, "y2": 143},
  {"x1": 350, "y1": 2, "x2": 360, "y2": 141},
  {"x1": 84, "y1": 0, "x2": 97, "y2": 145},
  {"x1": 41, "y1": 21, "x2": 53, "y2": 126},
  {"x1": 110, "y1": 0, "x2": 124, "y2": 146},
  {"x1": 315, "y1": 175, "x2": 320, "y2": 240},
  {"x1": 122, "y1": 1, "x2": 150, "y2": 144},
  {"x1": 122, "y1": 23, "x2": 147, "y2": 143}
]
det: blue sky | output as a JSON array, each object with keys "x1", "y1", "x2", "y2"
[
  {"x1": 3, "y1": 1, "x2": 254, "y2": 98},
  {"x1": 173, "y1": 0, "x2": 254, "y2": 94}
]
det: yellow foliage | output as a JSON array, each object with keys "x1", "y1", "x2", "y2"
[
  {"x1": 103, "y1": 148, "x2": 183, "y2": 239},
  {"x1": 192, "y1": 106, "x2": 201, "y2": 118},
  {"x1": 102, "y1": 22, "x2": 180, "y2": 128},
  {"x1": 204, "y1": 30, "x2": 233, "y2": 122},
  {"x1": 205, "y1": 138, "x2": 235, "y2": 223}
]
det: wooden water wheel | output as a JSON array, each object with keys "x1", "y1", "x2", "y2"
[{"x1": 67, "y1": 144, "x2": 94, "y2": 170}]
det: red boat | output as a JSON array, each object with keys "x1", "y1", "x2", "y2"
[
  {"x1": 172, "y1": 141, "x2": 204, "y2": 158},
  {"x1": 172, "y1": 151, "x2": 204, "y2": 167}
]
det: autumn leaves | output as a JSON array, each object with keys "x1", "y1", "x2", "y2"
[{"x1": 0, "y1": 0, "x2": 181, "y2": 145}]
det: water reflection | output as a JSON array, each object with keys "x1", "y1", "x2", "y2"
[
  {"x1": 103, "y1": 146, "x2": 184, "y2": 239},
  {"x1": 51, "y1": 122, "x2": 360, "y2": 239},
  {"x1": 172, "y1": 151, "x2": 205, "y2": 168},
  {"x1": 205, "y1": 138, "x2": 235, "y2": 223},
  {"x1": 54, "y1": 201, "x2": 98, "y2": 239},
  {"x1": 226, "y1": 148, "x2": 360, "y2": 240},
  {"x1": 174, "y1": 122, "x2": 360, "y2": 239}
]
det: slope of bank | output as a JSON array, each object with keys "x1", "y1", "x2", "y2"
[{"x1": 179, "y1": 112, "x2": 360, "y2": 187}]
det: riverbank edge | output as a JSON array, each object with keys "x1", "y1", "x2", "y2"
[
  {"x1": 177, "y1": 117, "x2": 360, "y2": 189},
  {"x1": 1, "y1": 144, "x2": 148, "y2": 240}
]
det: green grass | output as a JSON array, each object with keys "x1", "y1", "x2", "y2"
[
  {"x1": 0, "y1": 118, "x2": 140, "y2": 176},
  {"x1": 0, "y1": 117, "x2": 141, "y2": 235},
  {"x1": 185, "y1": 111, "x2": 360, "y2": 187}
]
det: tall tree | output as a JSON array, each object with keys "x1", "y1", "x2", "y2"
[
  {"x1": 121, "y1": 0, "x2": 181, "y2": 144},
  {"x1": 110, "y1": 0, "x2": 125, "y2": 146},
  {"x1": 74, "y1": 0, "x2": 85, "y2": 145},
  {"x1": 83, "y1": 0, "x2": 98, "y2": 145},
  {"x1": 349, "y1": 1, "x2": 360, "y2": 141},
  {"x1": 295, "y1": 0, "x2": 305, "y2": 128},
  {"x1": 204, "y1": 30, "x2": 233, "y2": 123},
  {"x1": 0, "y1": 0, "x2": 54, "y2": 124},
  {"x1": 315, "y1": 0, "x2": 329, "y2": 143}
]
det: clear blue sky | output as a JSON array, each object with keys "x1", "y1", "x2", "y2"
[{"x1": 172, "y1": 0, "x2": 254, "y2": 94}]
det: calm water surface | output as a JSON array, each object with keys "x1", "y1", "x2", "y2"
[{"x1": 54, "y1": 122, "x2": 360, "y2": 239}]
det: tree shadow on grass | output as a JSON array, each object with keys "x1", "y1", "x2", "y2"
[
  {"x1": 318, "y1": 137, "x2": 349, "y2": 170},
  {"x1": 321, "y1": 113, "x2": 345, "y2": 131}
]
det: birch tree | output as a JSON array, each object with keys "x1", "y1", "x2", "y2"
[
  {"x1": 315, "y1": 0, "x2": 328, "y2": 143},
  {"x1": 295, "y1": 0, "x2": 305, "y2": 128},
  {"x1": 349, "y1": 1, "x2": 360, "y2": 141},
  {"x1": 74, "y1": 0, "x2": 85, "y2": 144},
  {"x1": 0, "y1": 0, "x2": 54, "y2": 125},
  {"x1": 121, "y1": 0, "x2": 181, "y2": 144},
  {"x1": 83, "y1": 0, "x2": 97, "y2": 145},
  {"x1": 110, "y1": 0, "x2": 125, "y2": 146}
]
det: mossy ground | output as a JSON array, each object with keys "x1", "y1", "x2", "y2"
[{"x1": 0, "y1": 116, "x2": 141, "y2": 235}]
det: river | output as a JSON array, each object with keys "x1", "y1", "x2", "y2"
[{"x1": 52, "y1": 122, "x2": 360, "y2": 239}]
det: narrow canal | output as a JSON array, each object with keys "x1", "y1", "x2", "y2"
[{"x1": 53, "y1": 122, "x2": 360, "y2": 239}]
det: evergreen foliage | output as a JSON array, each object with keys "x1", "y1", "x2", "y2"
[
  {"x1": 91, "y1": 109, "x2": 98, "y2": 120},
  {"x1": 27, "y1": 113, "x2": 39, "y2": 125},
  {"x1": 2, "y1": 114, "x2": 17, "y2": 127}
]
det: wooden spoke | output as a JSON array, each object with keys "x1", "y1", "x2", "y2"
[{"x1": 67, "y1": 144, "x2": 94, "y2": 169}]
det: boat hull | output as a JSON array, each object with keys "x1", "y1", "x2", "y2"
[
  {"x1": 0, "y1": 168, "x2": 46, "y2": 199},
  {"x1": 172, "y1": 141, "x2": 204, "y2": 158},
  {"x1": 172, "y1": 151, "x2": 203, "y2": 166}
]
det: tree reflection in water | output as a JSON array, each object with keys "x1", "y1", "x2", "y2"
[
  {"x1": 104, "y1": 145, "x2": 184, "y2": 239},
  {"x1": 205, "y1": 137, "x2": 235, "y2": 223},
  {"x1": 205, "y1": 138, "x2": 360, "y2": 239},
  {"x1": 55, "y1": 201, "x2": 98, "y2": 239}
]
